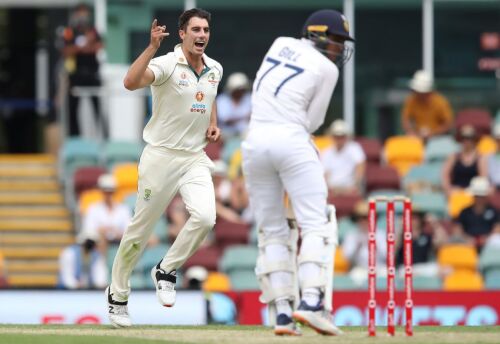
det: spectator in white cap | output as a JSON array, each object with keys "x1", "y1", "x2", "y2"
[
  {"x1": 82, "y1": 174, "x2": 132, "y2": 252},
  {"x1": 482, "y1": 123, "x2": 500, "y2": 190},
  {"x1": 58, "y1": 230, "x2": 108, "y2": 289},
  {"x1": 454, "y1": 176, "x2": 500, "y2": 251},
  {"x1": 216, "y1": 72, "x2": 252, "y2": 138},
  {"x1": 401, "y1": 70, "x2": 453, "y2": 140},
  {"x1": 320, "y1": 119, "x2": 366, "y2": 195}
]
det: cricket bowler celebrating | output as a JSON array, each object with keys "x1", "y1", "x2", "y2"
[{"x1": 106, "y1": 8, "x2": 222, "y2": 327}]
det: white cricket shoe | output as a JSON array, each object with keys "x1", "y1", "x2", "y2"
[
  {"x1": 151, "y1": 263, "x2": 177, "y2": 307},
  {"x1": 106, "y1": 286, "x2": 131, "y2": 328},
  {"x1": 292, "y1": 301, "x2": 343, "y2": 336}
]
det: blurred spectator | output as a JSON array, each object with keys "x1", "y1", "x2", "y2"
[
  {"x1": 0, "y1": 250, "x2": 7, "y2": 287},
  {"x1": 483, "y1": 123, "x2": 500, "y2": 189},
  {"x1": 229, "y1": 174, "x2": 253, "y2": 224},
  {"x1": 58, "y1": 232, "x2": 108, "y2": 289},
  {"x1": 396, "y1": 209, "x2": 447, "y2": 277},
  {"x1": 453, "y1": 176, "x2": 500, "y2": 251},
  {"x1": 82, "y1": 174, "x2": 131, "y2": 249},
  {"x1": 216, "y1": 72, "x2": 251, "y2": 138},
  {"x1": 442, "y1": 125, "x2": 486, "y2": 196},
  {"x1": 212, "y1": 160, "x2": 245, "y2": 223},
  {"x1": 320, "y1": 119, "x2": 366, "y2": 195},
  {"x1": 184, "y1": 265, "x2": 208, "y2": 290},
  {"x1": 62, "y1": 3, "x2": 106, "y2": 137},
  {"x1": 401, "y1": 70, "x2": 453, "y2": 140},
  {"x1": 166, "y1": 195, "x2": 190, "y2": 244},
  {"x1": 342, "y1": 201, "x2": 386, "y2": 285}
]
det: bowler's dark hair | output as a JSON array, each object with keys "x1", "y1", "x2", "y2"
[{"x1": 178, "y1": 8, "x2": 211, "y2": 31}]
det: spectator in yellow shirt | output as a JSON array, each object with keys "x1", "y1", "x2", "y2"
[{"x1": 401, "y1": 70, "x2": 453, "y2": 140}]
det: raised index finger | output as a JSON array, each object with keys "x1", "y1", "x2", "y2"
[{"x1": 151, "y1": 19, "x2": 157, "y2": 30}]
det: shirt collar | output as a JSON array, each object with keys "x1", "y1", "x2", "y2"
[{"x1": 174, "y1": 43, "x2": 216, "y2": 68}]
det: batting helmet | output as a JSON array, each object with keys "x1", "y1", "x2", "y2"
[{"x1": 302, "y1": 9, "x2": 354, "y2": 42}]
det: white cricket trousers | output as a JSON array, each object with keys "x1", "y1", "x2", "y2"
[
  {"x1": 110, "y1": 144, "x2": 215, "y2": 301},
  {"x1": 242, "y1": 125, "x2": 328, "y2": 238}
]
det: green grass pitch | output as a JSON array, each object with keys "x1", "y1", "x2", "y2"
[{"x1": 0, "y1": 325, "x2": 499, "y2": 344}]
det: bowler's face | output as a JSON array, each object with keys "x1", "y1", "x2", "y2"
[{"x1": 180, "y1": 17, "x2": 210, "y2": 57}]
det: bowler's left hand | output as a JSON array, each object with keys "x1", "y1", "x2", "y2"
[{"x1": 206, "y1": 125, "x2": 221, "y2": 142}]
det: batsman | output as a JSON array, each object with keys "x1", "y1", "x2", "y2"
[{"x1": 242, "y1": 9, "x2": 354, "y2": 336}]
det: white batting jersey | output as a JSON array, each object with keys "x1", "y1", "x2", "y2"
[
  {"x1": 144, "y1": 44, "x2": 223, "y2": 153},
  {"x1": 250, "y1": 37, "x2": 339, "y2": 133}
]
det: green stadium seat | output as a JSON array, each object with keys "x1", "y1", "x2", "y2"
[
  {"x1": 106, "y1": 244, "x2": 120, "y2": 269},
  {"x1": 228, "y1": 270, "x2": 259, "y2": 291},
  {"x1": 484, "y1": 268, "x2": 500, "y2": 290},
  {"x1": 338, "y1": 217, "x2": 358, "y2": 244},
  {"x1": 402, "y1": 162, "x2": 443, "y2": 193},
  {"x1": 153, "y1": 217, "x2": 169, "y2": 243},
  {"x1": 425, "y1": 135, "x2": 459, "y2": 162},
  {"x1": 334, "y1": 274, "x2": 360, "y2": 290},
  {"x1": 479, "y1": 246, "x2": 500, "y2": 273},
  {"x1": 104, "y1": 140, "x2": 144, "y2": 168},
  {"x1": 135, "y1": 244, "x2": 169, "y2": 273},
  {"x1": 130, "y1": 272, "x2": 147, "y2": 289},
  {"x1": 411, "y1": 191, "x2": 447, "y2": 218},
  {"x1": 60, "y1": 138, "x2": 100, "y2": 179},
  {"x1": 413, "y1": 275, "x2": 443, "y2": 290},
  {"x1": 219, "y1": 245, "x2": 258, "y2": 273}
]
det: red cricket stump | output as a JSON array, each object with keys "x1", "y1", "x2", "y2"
[
  {"x1": 367, "y1": 196, "x2": 413, "y2": 337},
  {"x1": 368, "y1": 200, "x2": 377, "y2": 337}
]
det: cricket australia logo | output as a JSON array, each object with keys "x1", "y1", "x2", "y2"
[
  {"x1": 208, "y1": 72, "x2": 218, "y2": 87},
  {"x1": 144, "y1": 188, "x2": 152, "y2": 201}
]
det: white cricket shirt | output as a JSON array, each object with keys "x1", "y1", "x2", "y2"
[
  {"x1": 249, "y1": 37, "x2": 339, "y2": 134},
  {"x1": 145, "y1": 44, "x2": 223, "y2": 153}
]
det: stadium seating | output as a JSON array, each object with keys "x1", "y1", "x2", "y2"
[
  {"x1": 333, "y1": 275, "x2": 360, "y2": 290},
  {"x1": 479, "y1": 246, "x2": 500, "y2": 274},
  {"x1": 313, "y1": 135, "x2": 333, "y2": 153},
  {"x1": 443, "y1": 270, "x2": 484, "y2": 291},
  {"x1": 355, "y1": 137, "x2": 382, "y2": 164},
  {"x1": 112, "y1": 163, "x2": 139, "y2": 198},
  {"x1": 327, "y1": 192, "x2": 362, "y2": 218},
  {"x1": 455, "y1": 108, "x2": 492, "y2": 137},
  {"x1": 135, "y1": 244, "x2": 169, "y2": 274},
  {"x1": 448, "y1": 190, "x2": 474, "y2": 219},
  {"x1": 219, "y1": 245, "x2": 258, "y2": 273},
  {"x1": 203, "y1": 272, "x2": 231, "y2": 292},
  {"x1": 477, "y1": 135, "x2": 497, "y2": 155},
  {"x1": 413, "y1": 276, "x2": 443, "y2": 290},
  {"x1": 103, "y1": 140, "x2": 143, "y2": 168},
  {"x1": 384, "y1": 136, "x2": 425, "y2": 176},
  {"x1": 402, "y1": 162, "x2": 443, "y2": 193},
  {"x1": 78, "y1": 188, "x2": 104, "y2": 214},
  {"x1": 411, "y1": 191, "x2": 447, "y2": 218},
  {"x1": 334, "y1": 248, "x2": 350, "y2": 273},
  {"x1": 365, "y1": 165, "x2": 400, "y2": 193},
  {"x1": 337, "y1": 217, "x2": 358, "y2": 243},
  {"x1": 437, "y1": 244, "x2": 478, "y2": 272},
  {"x1": 219, "y1": 245, "x2": 259, "y2": 291},
  {"x1": 425, "y1": 135, "x2": 459, "y2": 162},
  {"x1": 484, "y1": 269, "x2": 500, "y2": 289},
  {"x1": 184, "y1": 245, "x2": 221, "y2": 271},
  {"x1": 73, "y1": 166, "x2": 107, "y2": 198},
  {"x1": 60, "y1": 138, "x2": 100, "y2": 178},
  {"x1": 214, "y1": 218, "x2": 250, "y2": 249}
]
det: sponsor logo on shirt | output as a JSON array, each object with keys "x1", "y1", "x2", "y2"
[
  {"x1": 195, "y1": 91, "x2": 205, "y2": 102},
  {"x1": 190, "y1": 91, "x2": 207, "y2": 113},
  {"x1": 208, "y1": 72, "x2": 219, "y2": 87},
  {"x1": 178, "y1": 72, "x2": 189, "y2": 87}
]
